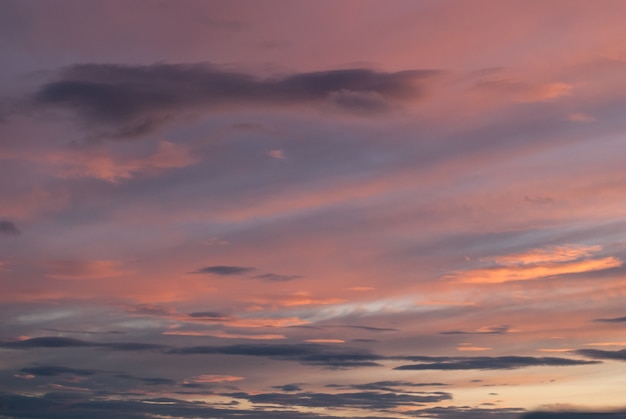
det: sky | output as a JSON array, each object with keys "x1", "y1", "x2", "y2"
[{"x1": 2, "y1": 1, "x2": 626, "y2": 418}]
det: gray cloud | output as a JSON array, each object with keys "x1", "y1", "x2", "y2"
[
  {"x1": 5, "y1": 338, "x2": 603, "y2": 372},
  {"x1": 114, "y1": 374, "x2": 176, "y2": 386},
  {"x1": 407, "y1": 406, "x2": 525, "y2": 418},
  {"x1": 0, "y1": 392, "x2": 403, "y2": 419},
  {"x1": 520, "y1": 411, "x2": 626, "y2": 418},
  {"x1": 271, "y1": 384, "x2": 303, "y2": 392},
  {"x1": 0, "y1": 220, "x2": 20, "y2": 236},
  {"x1": 327, "y1": 381, "x2": 448, "y2": 392},
  {"x1": 31, "y1": 63, "x2": 439, "y2": 138},
  {"x1": 41, "y1": 328, "x2": 125, "y2": 335},
  {"x1": 188, "y1": 311, "x2": 230, "y2": 319},
  {"x1": 168, "y1": 343, "x2": 383, "y2": 368},
  {"x1": 324, "y1": 325, "x2": 399, "y2": 332},
  {"x1": 394, "y1": 356, "x2": 600, "y2": 370},
  {"x1": 192, "y1": 265, "x2": 256, "y2": 276},
  {"x1": 440, "y1": 325, "x2": 511, "y2": 335},
  {"x1": 254, "y1": 273, "x2": 302, "y2": 281},
  {"x1": 576, "y1": 348, "x2": 626, "y2": 361},
  {"x1": 593, "y1": 316, "x2": 626, "y2": 323},
  {"x1": 1, "y1": 337, "x2": 167, "y2": 351},
  {"x1": 20, "y1": 365, "x2": 96, "y2": 377},
  {"x1": 224, "y1": 390, "x2": 452, "y2": 410}
]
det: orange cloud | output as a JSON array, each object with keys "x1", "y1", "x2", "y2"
[
  {"x1": 449, "y1": 244, "x2": 622, "y2": 284},
  {"x1": 452, "y1": 257, "x2": 622, "y2": 284},
  {"x1": 457, "y1": 344, "x2": 492, "y2": 351},
  {"x1": 484, "y1": 245, "x2": 602, "y2": 266}
]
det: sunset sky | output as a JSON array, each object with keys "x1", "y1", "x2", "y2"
[{"x1": 2, "y1": 1, "x2": 626, "y2": 418}]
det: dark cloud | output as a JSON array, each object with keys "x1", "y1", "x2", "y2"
[
  {"x1": 1, "y1": 337, "x2": 96, "y2": 349},
  {"x1": 520, "y1": 411, "x2": 626, "y2": 418},
  {"x1": 327, "y1": 381, "x2": 448, "y2": 392},
  {"x1": 0, "y1": 392, "x2": 402, "y2": 419},
  {"x1": 41, "y1": 328, "x2": 125, "y2": 335},
  {"x1": 225, "y1": 390, "x2": 452, "y2": 410},
  {"x1": 31, "y1": 63, "x2": 439, "y2": 138},
  {"x1": 0, "y1": 220, "x2": 20, "y2": 236},
  {"x1": 0, "y1": 336, "x2": 167, "y2": 351},
  {"x1": 593, "y1": 316, "x2": 626, "y2": 323},
  {"x1": 576, "y1": 348, "x2": 626, "y2": 361},
  {"x1": 169, "y1": 343, "x2": 383, "y2": 368},
  {"x1": 394, "y1": 356, "x2": 600, "y2": 370},
  {"x1": 20, "y1": 365, "x2": 96, "y2": 377},
  {"x1": 271, "y1": 384, "x2": 303, "y2": 392},
  {"x1": 407, "y1": 406, "x2": 525, "y2": 419},
  {"x1": 192, "y1": 265, "x2": 256, "y2": 276},
  {"x1": 188, "y1": 311, "x2": 230, "y2": 319},
  {"x1": 114, "y1": 374, "x2": 176, "y2": 386},
  {"x1": 325, "y1": 325, "x2": 399, "y2": 332},
  {"x1": 254, "y1": 273, "x2": 302, "y2": 281}
]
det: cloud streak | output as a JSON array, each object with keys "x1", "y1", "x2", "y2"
[
  {"x1": 394, "y1": 356, "x2": 599, "y2": 370},
  {"x1": 32, "y1": 63, "x2": 439, "y2": 138}
]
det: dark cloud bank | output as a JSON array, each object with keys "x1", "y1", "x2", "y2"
[
  {"x1": 1, "y1": 337, "x2": 600, "y2": 370},
  {"x1": 31, "y1": 63, "x2": 439, "y2": 138}
]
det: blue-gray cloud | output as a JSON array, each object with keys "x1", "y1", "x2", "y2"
[
  {"x1": 192, "y1": 265, "x2": 256, "y2": 276},
  {"x1": 394, "y1": 356, "x2": 600, "y2": 370},
  {"x1": 576, "y1": 348, "x2": 626, "y2": 361},
  {"x1": 224, "y1": 390, "x2": 452, "y2": 410},
  {"x1": 31, "y1": 63, "x2": 440, "y2": 138},
  {"x1": 0, "y1": 220, "x2": 20, "y2": 236},
  {"x1": 593, "y1": 316, "x2": 626, "y2": 323}
]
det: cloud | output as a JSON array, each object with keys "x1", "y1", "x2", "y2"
[
  {"x1": 593, "y1": 316, "x2": 626, "y2": 323},
  {"x1": 254, "y1": 273, "x2": 302, "y2": 281},
  {"x1": 224, "y1": 390, "x2": 452, "y2": 410},
  {"x1": 520, "y1": 411, "x2": 626, "y2": 418},
  {"x1": 48, "y1": 140, "x2": 198, "y2": 182},
  {"x1": 407, "y1": 406, "x2": 525, "y2": 418},
  {"x1": 187, "y1": 311, "x2": 230, "y2": 319},
  {"x1": 324, "y1": 325, "x2": 399, "y2": 332},
  {"x1": 31, "y1": 63, "x2": 439, "y2": 138},
  {"x1": 20, "y1": 365, "x2": 96, "y2": 377},
  {"x1": 448, "y1": 244, "x2": 623, "y2": 284},
  {"x1": 0, "y1": 220, "x2": 20, "y2": 236},
  {"x1": 472, "y1": 77, "x2": 572, "y2": 103},
  {"x1": 115, "y1": 374, "x2": 176, "y2": 386},
  {"x1": 393, "y1": 356, "x2": 600, "y2": 370},
  {"x1": 44, "y1": 259, "x2": 133, "y2": 280},
  {"x1": 0, "y1": 336, "x2": 167, "y2": 351},
  {"x1": 183, "y1": 374, "x2": 244, "y2": 384},
  {"x1": 1, "y1": 337, "x2": 96, "y2": 349},
  {"x1": 576, "y1": 348, "x2": 626, "y2": 361},
  {"x1": 327, "y1": 381, "x2": 448, "y2": 392},
  {"x1": 441, "y1": 325, "x2": 511, "y2": 335},
  {"x1": 192, "y1": 265, "x2": 255, "y2": 276},
  {"x1": 272, "y1": 384, "x2": 303, "y2": 392},
  {"x1": 168, "y1": 343, "x2": 383, "y2": 368},
  {"x1": 567, "y1": 112, "x2": 596, "y2": 123},
  {"x1": 0, "y1": 391, "x2": 402, "y2": 419}
]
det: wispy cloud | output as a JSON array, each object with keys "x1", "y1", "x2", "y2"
[{"x1": 448, "y1": 244, "x2": 622, "y2": 284}]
